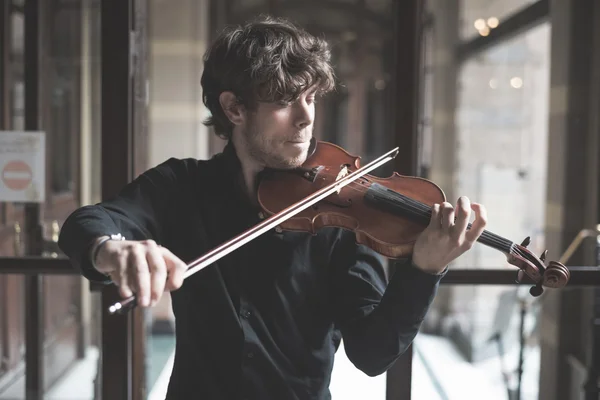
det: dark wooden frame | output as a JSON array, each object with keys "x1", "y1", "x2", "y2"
[
  {"x1": 99, "y1": 1, "x2": 148, "y2": 399},
  {"x1": 23, "y1": 2, "x2": 45, "y2": 399},
  {"x1": 99, "y1": 1, "x2": 135, "y2": 399}
]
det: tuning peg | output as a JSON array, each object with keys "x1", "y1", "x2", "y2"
[
  {"x1": 515, "y1": 270, "x2": 524, "y2": 284},
  {"x1": 520, "y1": 236, "x2": 531, "y2": 247},
  {"x1": 540, "y1": 250, "x2": 548, "y2": 262}
]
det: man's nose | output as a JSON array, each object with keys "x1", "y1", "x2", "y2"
[{"x1": 294, "y1": 102, "x2": 313, "y2": 129}]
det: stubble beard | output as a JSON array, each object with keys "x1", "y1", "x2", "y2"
[{"x1": 245, "y1": 124, "x2": 308, "y2": 170}]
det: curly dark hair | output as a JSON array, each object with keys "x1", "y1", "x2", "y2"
[{"x1": 201, "y1": 15, "x2": 336, "y2": 139}]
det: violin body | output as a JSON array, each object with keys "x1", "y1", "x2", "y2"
[{"x1": 258, "y1": 141, "x2": 445, "y2": 259}]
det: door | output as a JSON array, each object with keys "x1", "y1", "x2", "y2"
[{"x1": 0, "y1": 0, "x2": 85, "y2": 395}]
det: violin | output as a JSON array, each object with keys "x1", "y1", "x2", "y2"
[{"x1": 108, "y1": 141, "x2": 570, "y2": 314}]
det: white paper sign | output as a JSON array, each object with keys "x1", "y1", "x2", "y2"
[{"x1": 0, "y1": 131, "x2": 45, "y2": 203}]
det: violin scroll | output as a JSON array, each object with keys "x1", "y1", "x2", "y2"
[
  {"x1": 543, "y1": 261, "x2": 571, "y2": 288},
  {"x1": 508, "y1": 237, "x2": 570, "y2": 297}
]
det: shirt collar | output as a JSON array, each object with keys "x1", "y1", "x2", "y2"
[{"x1": 217, "y1": 140, "x2": 261, "y2": 215}]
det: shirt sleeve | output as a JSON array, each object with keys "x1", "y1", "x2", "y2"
[
  {"x1": 330, "y1": 230, "x2": 446, "y2": 377},
  {"x1": 57, "y1": 158, "x2": 192, "y2": 283}
]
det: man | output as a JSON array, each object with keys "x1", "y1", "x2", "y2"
[{"x1": 58, "y1": 15, "x2": 487, "y2": 399}]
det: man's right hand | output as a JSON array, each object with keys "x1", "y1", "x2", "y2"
[{"x1": 92, "y1": 238, "x2": 188, "y2": 307}]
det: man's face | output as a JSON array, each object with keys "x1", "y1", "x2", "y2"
[{"x1": 241, "y1": 90, "x2": 316, "y2": 170}]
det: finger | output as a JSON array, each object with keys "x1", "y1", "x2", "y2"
[
  {"x1": 428, "y1": 203, "x2": 441, "y2": 230},
  {"x1": 115, "y1": 253, "x2": 134, "y2": 298},
  {"x1": 465, "y1": 203, "x2": 487, "y2": 244},
  {"x1": 452, "y1": 196, "x2": 471, "y2": 239},
  {"x1": 130, "y1": 247, "x2": 151, "y2": 307},
  {"x1": 441, "y1": 202, "x2": 454, "y2": 231},
  {"x1": 146, "y1": 241, "x2": 167, "y2": 306},
  {"x1": 162, "y1": 247, "x2": 188, "y2": 291}
]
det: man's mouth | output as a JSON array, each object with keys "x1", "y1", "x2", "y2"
[{"x1": 287, "y1": 137, "x2": 311, "y2": 144}]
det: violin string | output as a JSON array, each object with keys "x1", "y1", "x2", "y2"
[
  {"x1": 364, "y1": 183, "x2": 536, "y2": 261},
  {"x1": 368, "y1": 185, "x2": 537, "y2": 263},
  {"x1": 369, "y1": 184, "x2": 516, "y2": 252},
  {"x1": 309, "y1": 171, "x2": 543, "y2": 267},
  {"x1": 310, "y1": 169, "x2": 517, "y2": 253},
  {"x1": 380, "y1": 185, "x2": 521, "y2": 253}
]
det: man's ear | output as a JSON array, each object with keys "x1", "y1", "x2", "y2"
[{"x1": 219, "y1": 91, "x2": 245, "y2": 126}]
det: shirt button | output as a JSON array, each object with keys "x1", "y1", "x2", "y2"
[
  {"x1": 241, "y1": 310, "x2": 251, "y2": 319},
  {"x1": 247, "y1": 351, "x2": 255, "y2": 359}
]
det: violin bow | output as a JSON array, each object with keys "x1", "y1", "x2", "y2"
[{"x1": 108, "y1": 147, "x2": 400, "y2": 314}]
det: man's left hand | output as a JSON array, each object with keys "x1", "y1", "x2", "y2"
[{"x1": 412, "y1": 196, "x2": 487, "y2": 274}]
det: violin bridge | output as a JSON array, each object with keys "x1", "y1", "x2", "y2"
[{"x1": 335, "y1": 166, "x2": 350, "y2": 194}]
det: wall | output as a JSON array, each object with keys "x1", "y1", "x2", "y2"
[{"x1": 149, "y1": 0, "x2": 211, "y2": 167}]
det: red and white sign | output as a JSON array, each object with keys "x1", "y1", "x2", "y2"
[
  {"x1": 0, "y1": 131, "x2": 45, "y2": 203},
  {"x1": 2, "y1": 160, "x2": 33, "y2": 191}
]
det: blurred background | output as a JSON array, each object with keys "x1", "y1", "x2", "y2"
[{"x1": 0, "y1": 0, "x2": 599, "y2": 399}]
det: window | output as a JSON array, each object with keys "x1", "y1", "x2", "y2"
[{"x1": 454, "y1": 23, "x2": 551, "y2": 270}]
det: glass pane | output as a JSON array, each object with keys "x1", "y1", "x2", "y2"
[
  {"x1": 47, "y1": 0, "x2": 83, "y2": 194},
  {"x1": 460, "y1": 0, "x2": 540, "y2": 40},
  {"x1": 420, "y1": 4, "x2": 435, "y2": 178},
  {"x1": 10, "y1": 8, "x2": 24, "y2": 55},
  {"x1": 0, "y1": 5, "x2": 26, "y2": 397},
  {"x1": 88, "y1": 0, "x2": 102, "y2": 205},
  {"x1": 454, "y1": 22, "x2": 551, "y2": 269},
  {"x1": 10, "y1": 10, "x2": 24, "y2": 131},
  {"x1": 0, "y1": 289, "x2": 101, "y2": 400},
  {"x1": 415, "y1": 285, "x2": 542, "y2": 400},
  {"x1": 41, "y1": 288, "x2": 103, "y2": 400},
  {"x1": 146, "y1": 297, "x2": 176, "y2": 400},
  {"x1": 0, "y1": 276, "x2": 25, "y2": 399}
]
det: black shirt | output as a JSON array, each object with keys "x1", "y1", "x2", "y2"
[{"x1": 58, "y1": 141, "x2": 445, "y2": 400}]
